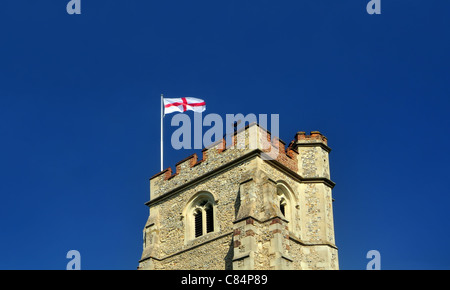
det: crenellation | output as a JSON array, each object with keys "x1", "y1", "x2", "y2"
[
  {"x1": 149, "y1": 123, "x2": 300, "y2": 200},
  {"x1": 295, "y1": 131, "x2": 328, "y2": 146}
]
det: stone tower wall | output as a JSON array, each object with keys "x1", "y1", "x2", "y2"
[{"x1": 138, "y1": 123, "x2": 338, "y2": 270}]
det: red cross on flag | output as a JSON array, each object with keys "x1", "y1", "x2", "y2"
[{"x1": 163, "y1": 97, "x2": 206, "y2": 115}]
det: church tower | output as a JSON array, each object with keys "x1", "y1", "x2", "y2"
[{"x1": 138, "y1": 123, "x2": 338, "y2": 270}]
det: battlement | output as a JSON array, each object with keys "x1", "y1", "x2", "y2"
[
  {"x1": 149, "y1": 123, "x2": 297, "y2": 200},
  {"x1": 148, "y1": 123, "x2": 329, "y2": 202},
  {"x1": 295, "y1": 131, "x2": 327, "y2": 144},
  {"x1": 289, "y1": 130, "x2": 331, "y2": 154}
]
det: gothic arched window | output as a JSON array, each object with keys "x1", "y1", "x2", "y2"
[
  {"x1": 277, "y1": 183, "x2": 292, "y2": 222},
  {"x1": 185, "y1": 192, "x2": 216, "y2": 241}
]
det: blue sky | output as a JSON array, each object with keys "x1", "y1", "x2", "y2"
[{"x1": 0, "y1": 1, "x2": 449, "y2": 269}]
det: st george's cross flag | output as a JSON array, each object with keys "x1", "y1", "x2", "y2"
[
  {"x1": 163, "y1": 97, "x2": 206, "y2": 115},
  {"x1": 159, "y1": 95, "x2": 206, "y2": 171}
]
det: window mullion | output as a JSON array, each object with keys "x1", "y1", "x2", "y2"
[{"x1": 202, "y1": 208, "x2": 207, "y2": 236}]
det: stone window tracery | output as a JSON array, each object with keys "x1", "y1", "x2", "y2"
[{"x1": 185, "y1": 192, "x2": 216, "y2": 241}]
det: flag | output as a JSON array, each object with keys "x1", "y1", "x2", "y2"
[{"x1": 164, "y1": 97, "x2": 206, "y2": 115}]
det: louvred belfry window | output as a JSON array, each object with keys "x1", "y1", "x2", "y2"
[
  {"x1": 205, "y1": 204, "x2": 214, "y2": 233},
  {"x1": 186, "y1": 192, "x2": 216, "y2": 241},
  {"x1": 194, "y1": 209, "x2": 203, "y2": 238}
]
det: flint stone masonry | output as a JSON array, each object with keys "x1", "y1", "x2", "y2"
[{"x1": 138, "y1": 123, "x2": 338, "y2": 270}]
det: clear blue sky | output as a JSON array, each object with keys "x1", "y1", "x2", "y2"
[{"x1": 0, "y1": 1, "x2": 449, "y2": 270}]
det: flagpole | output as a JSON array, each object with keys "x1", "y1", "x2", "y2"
[{"x1": 160, "y1": 94, "x2": 164, "y2": 171}]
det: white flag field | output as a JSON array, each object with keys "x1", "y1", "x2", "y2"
[
  {"x1": 159, "y1": 96, "x2": 206, "y2": 170},
  {"x1": 163, "y1": 97, "x2": 206, "y2": 115}
]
